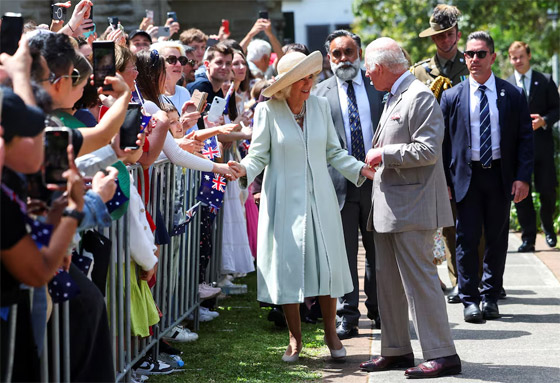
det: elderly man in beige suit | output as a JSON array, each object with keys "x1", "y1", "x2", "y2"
[{"x1": 359, "y1": 37, "x2": 461, "y2": 379}]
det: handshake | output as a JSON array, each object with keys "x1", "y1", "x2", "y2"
[
  {"x1": 360, "y1": 148, "x2": 383, "y2": 180},
  {"x1": 212, "y1": 161, "x2": 246, "y2": 181}
]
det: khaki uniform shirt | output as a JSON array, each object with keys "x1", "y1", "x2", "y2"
[{"x1": 412, "y1": 50, "x2": 469, "y2": 89}]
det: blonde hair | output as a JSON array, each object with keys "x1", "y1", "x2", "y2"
[
  {"x1": 150, "y1": 41, "x2": 185, "y2": 57},
  {"x1": 271, "y1": 74, "x2": 318, "y2": 101}
]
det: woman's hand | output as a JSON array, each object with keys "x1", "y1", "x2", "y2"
[
  {"x1": 91, "y1": 166, "x2": 118, "y2": 203},
  {"x1": 176, "y1": 133, "x2": 204, "y2": 154},
  {"x1": 360, "y1": 165, "x2": 375, "y2": 180},
  {"x1": 227, "y1": 161, "x2": 246, "y2": 178}
]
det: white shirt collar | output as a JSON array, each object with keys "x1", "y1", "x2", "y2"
[
  {"x1": 390, "y1": 71, "x2": 412, "y2": 96},
  {"x1": 469, "y1": 72, "x2": 496, "y2": 93},
  {"x1": 514, "y1": 68, "x2": 532, "y2": 82}
]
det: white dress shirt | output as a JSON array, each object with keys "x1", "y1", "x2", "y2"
[
  {"x1": 336, "y1": 71, "x2": 373, "y2": 154},
  {"x1": 469, "y1": 74, "x2": 501, "y2": 161},
  {"x1": 514, "y1": 68, "x2": 532, "y2": 97}
]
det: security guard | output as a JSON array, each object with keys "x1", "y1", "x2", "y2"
[{"x1": 412, "y1": 4, "x2": 469, "y2": 94}]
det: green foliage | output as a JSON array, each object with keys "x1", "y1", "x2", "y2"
[
  {"x1": 352, "y1": 0, "x2": 560, "y2": 77},
  {"x1": 151, "y1": 273, "x2": 326, "y2": 383}
]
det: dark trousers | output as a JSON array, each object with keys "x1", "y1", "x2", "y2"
[
  {"x1": 456, "y1": 163, "x2": 510, "y2": 306},
  {"x1": 515, "y1": 185, "x2": 557, "y2": 243},
  {"x1": 337, "y1": 179, "x2": 378, "y2": 326}
]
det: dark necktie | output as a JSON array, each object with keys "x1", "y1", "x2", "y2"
[
  {"x1": 478, "y1": 85, "x2": 492, "y2": 168},
  {"x1": 346, "y1": 81, "x2": 365, "y2": 161},
  {"x1": 520, "y1": 74, "x2": 529, "y2": 101},
  {"x1": 441, "y1": 60, "x2": 453, "y2": 77}
]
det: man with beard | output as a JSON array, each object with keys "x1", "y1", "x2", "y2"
[{"x1": 314, "y1": 30, "x2": 385, "y2": 339}]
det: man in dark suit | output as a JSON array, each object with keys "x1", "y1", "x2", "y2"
[
  {"x1": 507, "y1": 41, "x2": 559, "y2": 251},
  {"x1": 313, "y1": 30, "x2": 384, "y2": 339},
  {"x1": 441, "y1": 31, "x2": 533, "y2": 323}
]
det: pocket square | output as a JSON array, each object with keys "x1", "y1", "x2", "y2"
[{"x1": 390, "y1": 114, "x2": 401, "y2": 121}]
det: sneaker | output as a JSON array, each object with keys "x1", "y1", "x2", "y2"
[
  {"x1": 134, "y1": 355, "x2": 173, "y2": 375},
  {"x1": 186, "y1": 309, "x2": 215, "y2": 322},
  {"x1": 131, "y1": 370, "x2": 149, "y2": 383},
  {"x1": 199, "y1": 283, "x2": 221, "y2": 300},
  {"x1": 200, "y1": 306, "x2": 219, "y2": 318},
  {"x1": 217, "y1": 277, "x2": 234, "y2": 287},
  {"x1": 163, "y1": 325, "x2": 198, "y2": 342}
]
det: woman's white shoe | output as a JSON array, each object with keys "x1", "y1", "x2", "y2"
[{"x1": 324, "y1": 336, "x2": 346, "y2": 361}]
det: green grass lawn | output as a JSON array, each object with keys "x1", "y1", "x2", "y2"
[{"x1": 152, "y1": 272, "x2": 329, "y2": 383}]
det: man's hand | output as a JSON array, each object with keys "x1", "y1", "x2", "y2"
[
  {"x1": 365, "y1": 148, "x2": 383, "y2": 168},
  {"x1": 530, "y1": 114, "x2": 546, "y2": 130},
  {"x1": 511, "y1": 180, "x2": 530, "y2": 203}
]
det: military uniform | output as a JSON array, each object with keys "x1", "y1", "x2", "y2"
[{"x1": 412, "y1": 50, "x2": 469, "y2": 89}]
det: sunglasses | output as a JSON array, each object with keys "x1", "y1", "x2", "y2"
[
  {"x1": 464, "y1": 50, "x2": 489, "y2": 59},
  {"x1": 165, "y1": 55, "x2": 193, "y2": 66},
  {"x1": 41, "y1": 68, "x2": 82, "y2": 86}
]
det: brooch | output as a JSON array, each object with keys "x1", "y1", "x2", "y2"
[{"x1": 500, "y1": 89, "x2": 505, "y2": 97}]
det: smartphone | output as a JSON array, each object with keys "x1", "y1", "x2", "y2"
[
  {"x1": 145, "y1": 9, "x2": 154, "y2": 19},
  {"x1": 158, "y1": 26, "x2": 170, "y2": 37},
  {"x1": 221, "y1": 19, "x2": 229, "y2": 35},
  {"x1": 167, "y1": 11, "x2": 177, "y2": 22},
  {"x1": 107, "y1": 16, "x2": 119, "y2": 29},
  {"x1": 207, "y1": 96, "x2": 227, "y2": 123},
  {"x1": 92, "y1": 41, "x2": 116, "y2": 90},
  {"x1": 51, "y1": 4, "x2": 67, "y2": 21},
  {"x1": 186, "y1": 90, "x2": 208, "y2": 114},
  {"x1": 258, "y1": 10, "x2": 269, "y2": 20},
  {"x1": 0, "y1": 13, "x2": 23, "y2": 55},
  {"x1": 27, "y1": 172, "x2": 51, "y2": 202},
  {"x1": 43, "y1": 128, "x2": 71, "y2": 185},
  {"x1": 120, "y1": 103, "x2": 142, "y2": 150},
  {"x1": 86, "y1": 5, "x2": 94, "y2": 30}
]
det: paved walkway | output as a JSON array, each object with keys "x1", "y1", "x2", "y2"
[{"x1": 323, "y1": 232, "x2": 560, "y2": 382}]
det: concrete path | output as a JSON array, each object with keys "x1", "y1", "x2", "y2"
[{"x1": 323, "y1": 232, "x2": 560, "y2": 383}]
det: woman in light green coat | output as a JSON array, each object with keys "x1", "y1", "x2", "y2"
[{"x1": 229, "y1": 51, "x2": 375, "y2": 363}]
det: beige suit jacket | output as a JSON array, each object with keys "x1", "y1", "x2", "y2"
[{"x1": 367, "y1": 73, "x2": 453, "y2": 233}]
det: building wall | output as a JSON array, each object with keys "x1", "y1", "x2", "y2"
[{"x1": 282, "y1": 0, "x2": 354, "y2": 52}]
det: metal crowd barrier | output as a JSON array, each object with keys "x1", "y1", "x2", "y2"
[{"x1": 3, "y1": 160, "x2": 225, "y2": 382}]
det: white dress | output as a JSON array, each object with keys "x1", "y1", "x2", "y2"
[{"x1": 220, "y1": 152, "x2": 255, "y2": 275}]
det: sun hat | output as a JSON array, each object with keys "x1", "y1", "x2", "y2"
[
  {"x1": 261, "y1": 51, "x2": 322, "y2": 98},
  {"x1": 418, "y1": 4, "x2": 461, "y2": 38}
]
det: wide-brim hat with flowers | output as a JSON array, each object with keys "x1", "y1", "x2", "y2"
[{"x1": 262, "y1": 51, "x2": 323, "y2": 98}]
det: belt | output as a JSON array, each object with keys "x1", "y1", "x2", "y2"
[{"x1": 471, "y1": 159, "x2": 501, "y2": 169}]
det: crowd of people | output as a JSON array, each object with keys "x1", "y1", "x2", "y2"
[{"x1": 0, "y1": 1, "x2": 558, "y2": 381}]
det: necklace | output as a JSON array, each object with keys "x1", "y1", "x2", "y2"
[{"x1": 292, "y1": 101, "x2": 306, "y2": 125}]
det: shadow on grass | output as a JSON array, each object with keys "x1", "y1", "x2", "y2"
[{"x1": 151, "y1": 272, "x2": 331, "y2": 383}]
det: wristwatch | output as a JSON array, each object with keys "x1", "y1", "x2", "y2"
[{"x1": 62, "y1": 208, "x2": 85, "y2": 225}]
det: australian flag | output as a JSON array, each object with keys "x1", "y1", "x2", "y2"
[
  {"x1": 196, "y1": 172, "x2": 227, "y2": 209},
  {"x1": 201, "y1": 136, "x2": 221, "y2": 160},
  {"x1": 171, "y1": 202, "x2": 200, "y2": 236},
  {"x1": 238, "y1": 139, "x2": 251, "y2": 158}
]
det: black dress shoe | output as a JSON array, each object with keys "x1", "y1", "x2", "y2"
[
  {"x1": 447, "y1": 285, "x2": 461, "y2": 304},
  {"x1": 545, "y1": 232, "x2": 557, "y2": 248},
  {"x1": 405, "y1": 354, "x2": 461, "y2": 378},
  {"x1": 267, "y1": 307, "x2": 286, "y2": 328},
  {"x1": 518, "y1": 241, "x2": 535, "y2": 252},
  {"x1": 499, "y1": 287, "x2": 507, "y2": 299},
  {"x1": 482, "y1": 301, "x2": 500, "y2": 319},
  {"x1": 367, "y1": 312, "x2": 382, "y2": 329},
  {"x1": 463, "y1": 304, "x2": 483, "y2": 323},
  {"x1": 336, "y1": 321, "x2": 358, "y2": 340},
  {"x1": 360, "y1": 353, "x2": 415, "y2": 372}
]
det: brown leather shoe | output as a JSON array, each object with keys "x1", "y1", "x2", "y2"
[
  {"x1": 360, "y1": 353, "x2": 414, "y2": 372},
  {"x1": 404, "y1": 354, "x2": 461, "y2": 379}
]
